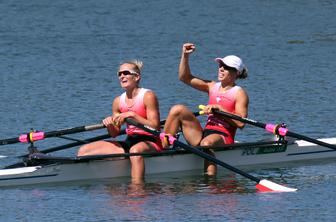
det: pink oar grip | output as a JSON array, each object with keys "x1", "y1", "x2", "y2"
[
  {"x1": 278, "y1": 127, "x2": 288, "y2": 136},
  {"x1": 19, "y1": 132, "x2": 45, "y2": 143},
  {"x1": 265, "y1": 124, "x2": 288, "y2": 136},
  {"x1": 265, "y1": 124, "x2": 276, "y2": 134},
  {"x1": 159, "y1": 133, "x2": 176, "y2": 145}
]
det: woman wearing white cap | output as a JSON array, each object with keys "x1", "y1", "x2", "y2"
[{"x1": 163, "y1": 43, "x2": 249, "y2": 176}]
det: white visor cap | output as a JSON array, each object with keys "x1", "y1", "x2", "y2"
[{"x1": 215, "y1": 55, "x2": 244, "y2": 72}]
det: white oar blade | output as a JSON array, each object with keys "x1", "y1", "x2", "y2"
[
  {"x1": 0, "y1": 155, "x2": 7, "y2": 158},
  {"x1": 0, "y1": 166, "x2": 40, "y2": 176},
  {"x1": 256, "y1": 179, "x2": 297, "y2": 192}
]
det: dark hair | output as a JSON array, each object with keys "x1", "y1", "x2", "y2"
[{"x1": 237, "y1": 67, "x2": 248, "y2": 79}]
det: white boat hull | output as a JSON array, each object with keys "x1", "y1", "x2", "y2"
[{"x1": 0, "y1": 138, "x2": 336, "y2": 187}]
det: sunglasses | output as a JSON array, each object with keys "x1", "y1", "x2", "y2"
[
  {"x1": 117, "y1": 70, "x2": 138, "y2": 77},
  {"x1": 219, "y1": 63, "x2": 237, "y2": 72}
]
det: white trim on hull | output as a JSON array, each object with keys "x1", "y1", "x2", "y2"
[{"x1": 0, "y1": 138, "x2": 335, "y2": 187}]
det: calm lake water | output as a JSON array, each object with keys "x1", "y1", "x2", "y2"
[{"x1": 1, "y1": 0, "x2": 336, "y2": 221}]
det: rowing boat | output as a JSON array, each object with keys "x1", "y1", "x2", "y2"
[{"x1": 1, "y1": 136, "x2": 335, "y2": 187}]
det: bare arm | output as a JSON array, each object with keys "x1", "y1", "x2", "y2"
[
  {"x1": 231, "y1": 88, "x2": 249, "y2": 128},
  {"x1": 102, "y1": 97, "x2": 121, "y2": 137},
  {"x1": 142, "y1": 91, "x2": 160, "y2": 130},
  {"x1": 179, "y1": 43, "x2": 214, "y2": 93},
  {"x1": 222, "y1": 88, "x2": 249, "y2": 129}
]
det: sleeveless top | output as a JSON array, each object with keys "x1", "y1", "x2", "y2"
[
  {"x1": 205, "y1": 82, "x2": 241, "y2": 142},
  {"x1": 119, "y1": 88, "x2": 153, "y2": 136}
]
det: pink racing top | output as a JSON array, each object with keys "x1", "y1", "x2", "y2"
[
  {"x1": 205, "y1": 83, "x2": 241, "y2": 143},
  {"x1": 119, "y1": 88, "x2": 153, "y2": 136}
]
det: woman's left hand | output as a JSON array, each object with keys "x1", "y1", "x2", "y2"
[
  {"x1": 112, "y1": 111, "x2": 135, "y2": 126},
  {"x1": 203, "y1": 104, "x2": 226, "y2": 114}
]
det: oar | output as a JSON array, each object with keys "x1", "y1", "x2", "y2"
[
  {"x1": 2, "y1": 111, "x2": 202, "y2": 158},
  {"x1": 0, "y1": 123, "x2": 105, "y2": 146},
  {"x1": 125, "y1": 118, "x2": 297, "y2": 192},
  {"x1": 199, "y1": 105, "x2": 336, "y2": 151},
  {"x1": 0, "y1": 111, "x2": 201, "y2": 147}
]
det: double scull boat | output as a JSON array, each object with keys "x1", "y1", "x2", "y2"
[{"x1": 0, "y1": 136, "x2": 335, "y2": 187}]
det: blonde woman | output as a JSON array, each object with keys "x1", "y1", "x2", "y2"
[{"x1": 78, "y1": 60, "x2": 162, "y2": 183}]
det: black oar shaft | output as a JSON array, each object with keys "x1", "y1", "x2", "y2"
[
  {"x1": 286, "y1": 131, "x2": 336, "y2": 150},
  {"x1": 0, "y1": 123, "x2": 105, "y2": 145},
  {"x1": 212, "y1": 109, "x2": 266, "y2": 128},
  {"x1": 43, "y1": 123, "x2": 105, "y2": 138},
  {"x1": 0, "y1": 137, "x2": 19, "y2": 146},
  {"x1": 39, "y1": 128, "x2": 127, "y2": 155},
  {"x1": 176, "y1": 139, "x2": 260, "y2": 182},
  {"x1": 125, "y1": 118, "x2": 261, "y2": 183}
]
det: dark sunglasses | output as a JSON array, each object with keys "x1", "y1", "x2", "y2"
[
  {"x1": 219, "y1": 63, "x2": 237, "y2": 72},
  {"x1": 117, "y1": 70, "x2": 138, "y2": 77}
]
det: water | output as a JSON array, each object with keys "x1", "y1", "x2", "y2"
[{"x1": 1, "y1": 0, "x2": 336, "y2": 221}]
